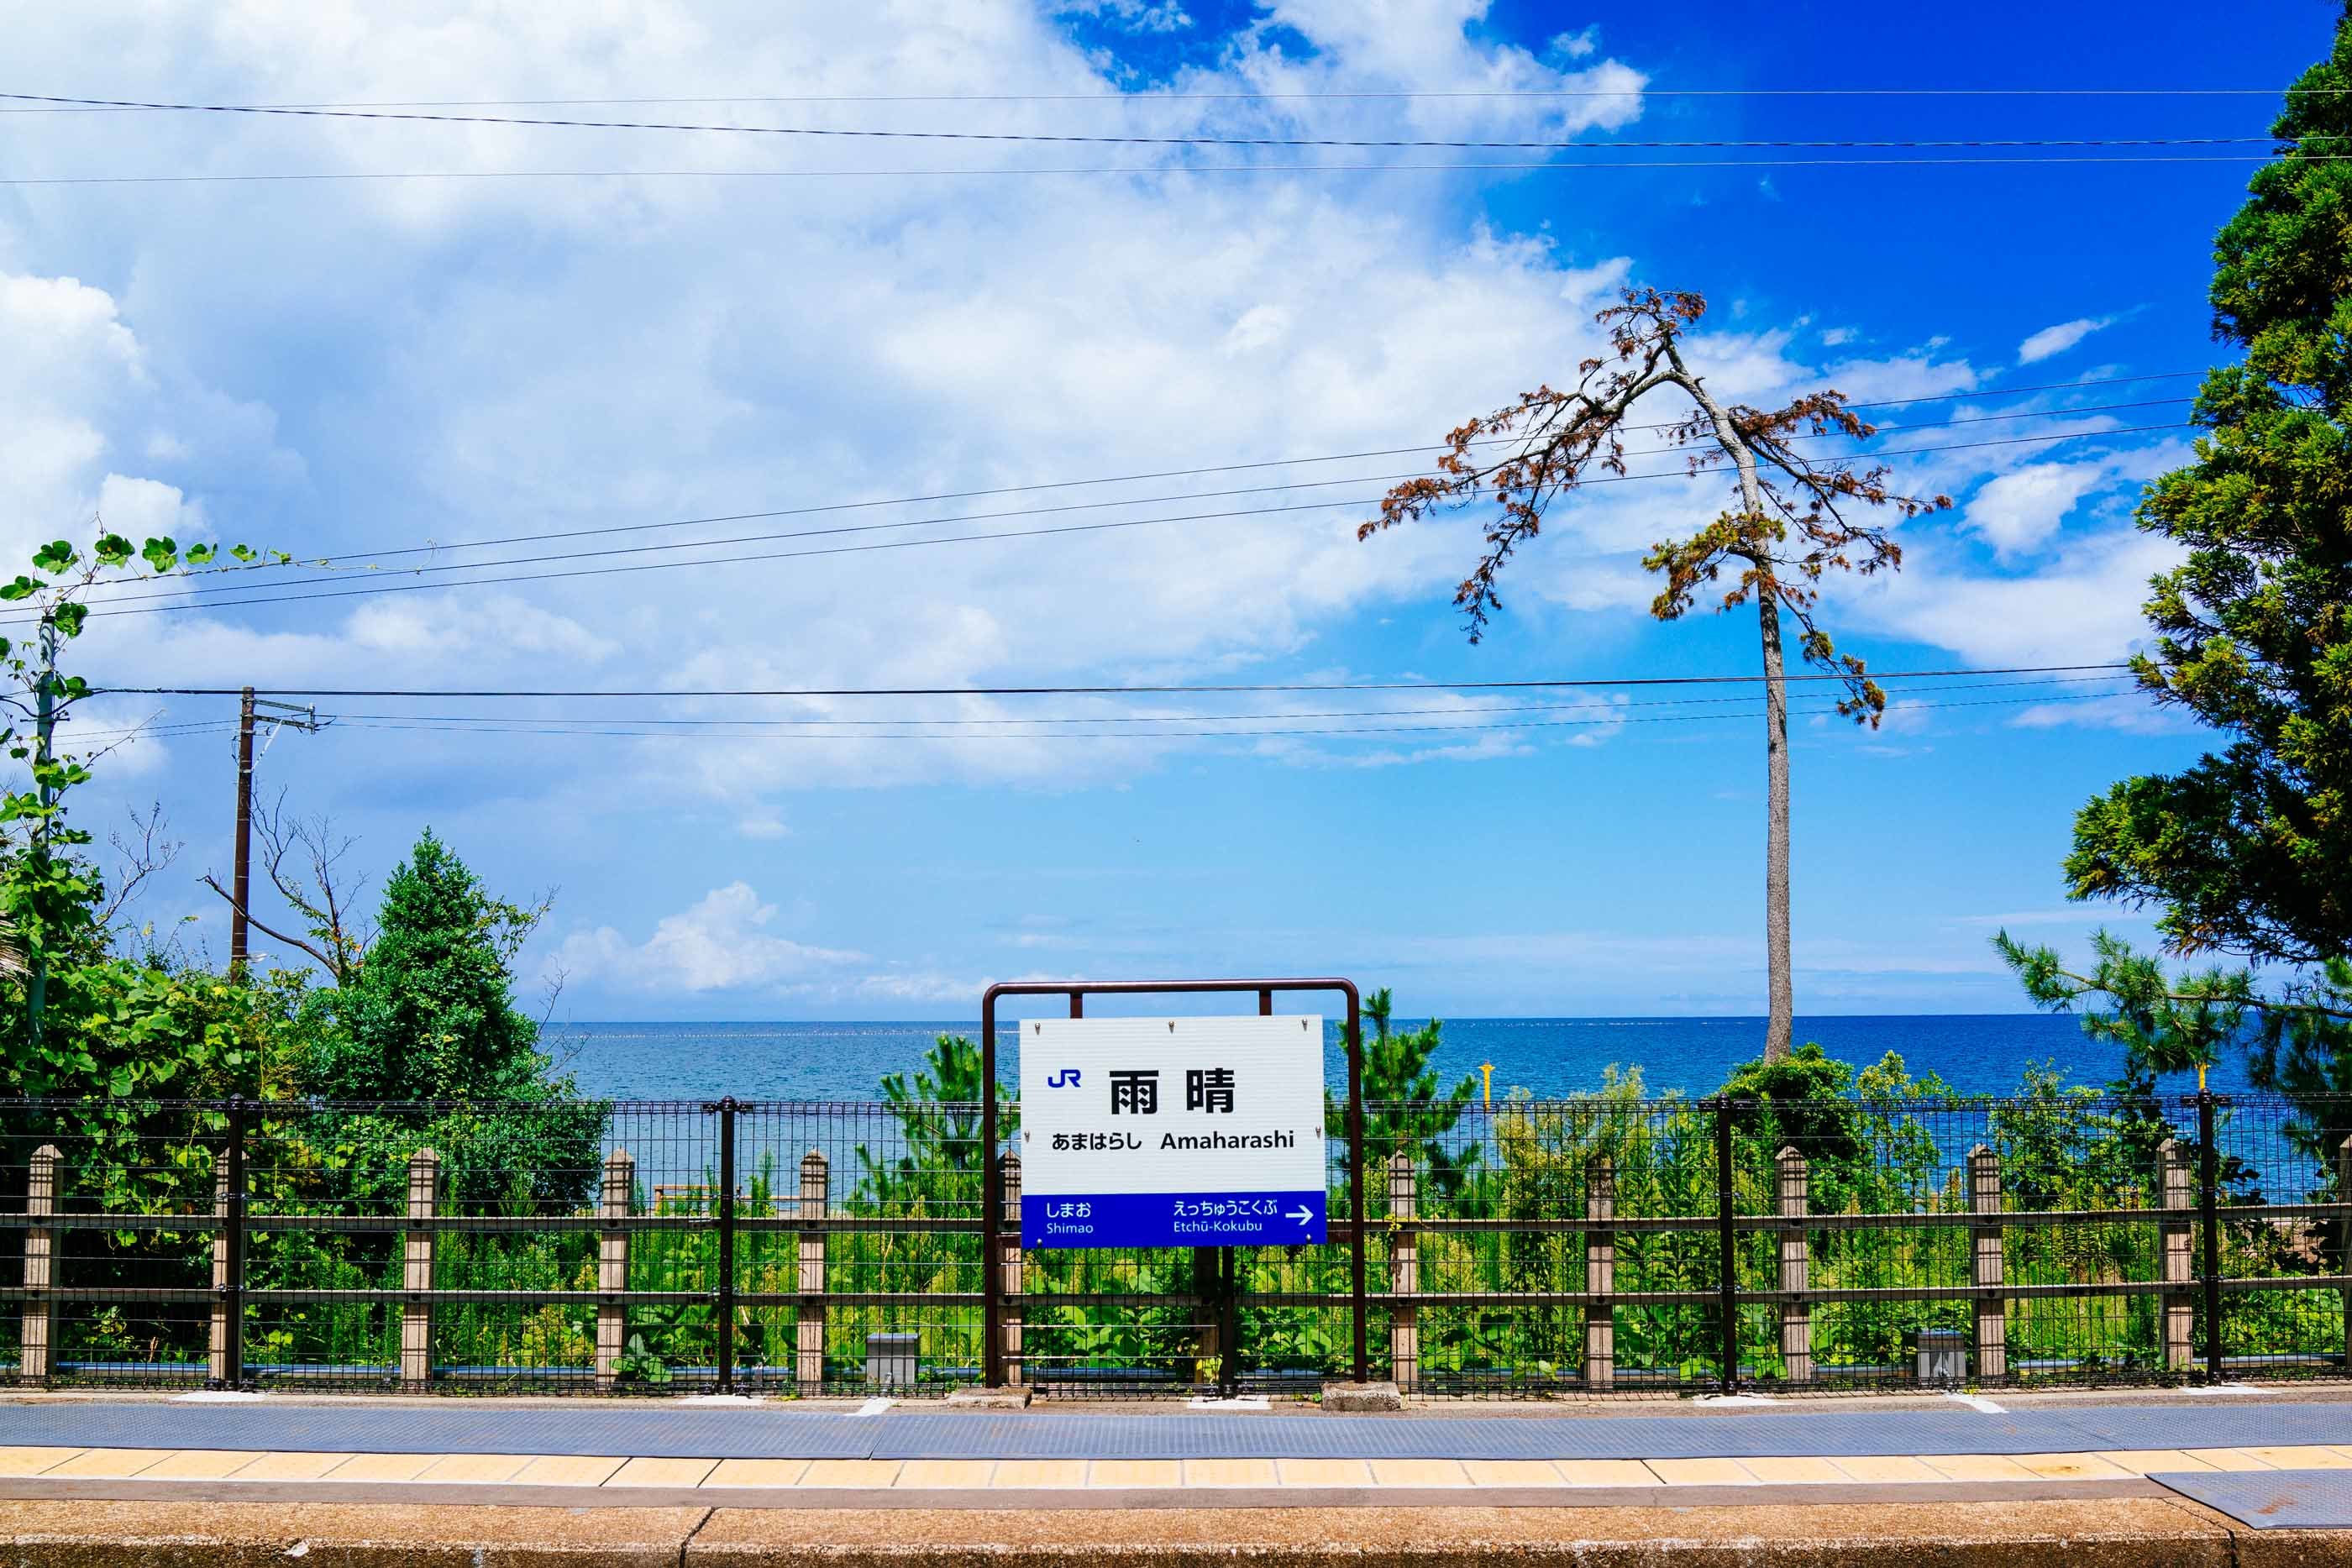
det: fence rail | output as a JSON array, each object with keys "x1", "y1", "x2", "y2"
[{"x1": 6, "y1": 1089, "x2": 2352, "y2": 1398}]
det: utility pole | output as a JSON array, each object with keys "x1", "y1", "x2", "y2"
[
  {"x1": 227, "y1": 689, "x2": 324, "y2": 982},
  {"x1": 230, "y1": 688, "x2": 254, "y2": 980},
  {"x1": 24, "y1": 618, "x2": 58, "y2": 1049}
]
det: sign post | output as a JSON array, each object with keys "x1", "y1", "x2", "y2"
[
  {"x1": 1018, "y1": 1015, "x2": 1328, "y2": 1250},
  {"x1": 979, "y1": 979, "x2": 1366, "y2": 1392}
]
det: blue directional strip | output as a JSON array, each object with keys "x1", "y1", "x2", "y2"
[{"x1": 1023, "y1": 1189, "x2": 1326, "y2": 1248}]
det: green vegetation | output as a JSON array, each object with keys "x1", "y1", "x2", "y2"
[
  {"x1": 1340, "y1": 989, "x2": 1481, "y2": 1203},
  {"x1": 0, "y1": 529, "x2": 609, "y2": 1381},
  {"x1": 1999, "y1": 4, "x2": 2352, "y2": 1125}
]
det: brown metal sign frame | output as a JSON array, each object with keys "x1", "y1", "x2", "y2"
[{"x1": 979, "y1": 977, "x2": 1367, "y2": 1390}]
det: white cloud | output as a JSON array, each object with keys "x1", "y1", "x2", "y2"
[
  {"x1": 1062, "y1": 0, "x2": 1194, "y2": 32},
  {"x1": 1853, "y1": 524, "x2": 2181, "y2": 668},
  {"x1": 1953, "y1": 909, "x2": 2157, "y2": 928},
  {"x1": 2008, "y1": 691, "x2": 2181, "y2": 734},
  {"x1": 1550, "y1": 27, "x2": 1599, "y2": 60},
  {"x1": 2017, "y1": 317, "x2": 2115, "y2": 364},
  {"x1": 554, "y1": 882, "x2": 863, "y2": 994},
  {"x1": 1961, "y1": 460, "x2": 2109, "y2": 559},
  {"x1": 1236, "y1": 4, "x2": 1646, "y2": 137}
]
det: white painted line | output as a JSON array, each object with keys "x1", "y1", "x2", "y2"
[
  {"x1": 852, "y1": 1397, "x2": 896, "y2": 1417},
  {"x1": 171, "y1": 1390, "x2": 265, "y2": 1403},
  {"x1": 1188, "y1": 1396, "x2": 1271, "y2": 1410},
  {"x1": 680, "y1": 1393, "x2": 763, "y2": 1405},
  {"x1": 2181, "y1": 1383, "x2": 2261, "y2": 1395},
  {"x1": 1943, "y1": 1392, "x2": 2006, "y2": 1413}
]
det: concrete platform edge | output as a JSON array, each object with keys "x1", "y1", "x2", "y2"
[
  {"x1": 7, "y1": 1494, "x2": 2332, "y2": 1568},
  {"x1": 0, "y1": 1474, "x2": 2168, "y2": 1511}
]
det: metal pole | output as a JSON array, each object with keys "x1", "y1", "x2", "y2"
[
  {"x1": 221, "y1": 1096, "x2": 248, "y2": 1390},
  {"x1": 715, "y1": 1096, "x2": 738, "y2": 1394},
  {"x1": 229, "y1": 687, "x2": 255, "y2": 980},
  {"x1": 1231, "y1": 987, "x2": 1267, "y2": 1394},
  {"x1": 980, "y1": 989, "x2": 1000, "y2": 1388},
  {"x1": 2199, "y1": 1090, "x2": 2223, "y2": 1383},
  {"x1": 1714, "y1": 1099, "x2": 1739, "y2": 1394},
  {"x1": 1345, "y1": 986, "x2": 1368, "y2": 1385}
]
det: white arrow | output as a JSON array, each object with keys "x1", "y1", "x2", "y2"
[{"x1": 1288, "y1": 1205, "x2": 1314, "y2": 1226}]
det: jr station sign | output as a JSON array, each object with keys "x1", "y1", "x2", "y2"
[{"x1": 1016, "y1": 1014, "x2": 1329, "y2": 1249}]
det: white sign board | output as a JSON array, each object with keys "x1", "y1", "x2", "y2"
[{"x1": 1017, "y1": 1015, "x2": 1327, "y2": 1249}]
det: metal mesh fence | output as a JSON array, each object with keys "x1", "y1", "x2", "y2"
[{"x1": 7, "y1": 1091, "x2": 2352, "y2": 1398}]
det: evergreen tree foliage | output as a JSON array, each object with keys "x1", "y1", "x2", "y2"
[
  {"x1": 2003, "y1": 6, "x2": 2352, "y2": 1103},
  {"x1": 1342, "y1": 989, "x2": 1482, "y2": 1204},
  {"x1": 2065, "y1": 10, "x2": 2352, "y2": 968},
  {"x1": 297, "y1": 830, "x2": 561, "y2": 1103}
]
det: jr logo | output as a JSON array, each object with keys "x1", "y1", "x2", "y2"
[{"x1": 1045, "y1": 1068, "x2": 1083, "y2": 1088}]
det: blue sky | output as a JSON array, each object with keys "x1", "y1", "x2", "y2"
[{"x1": 2, "y1": 1, "x2": 2334, "y2": 1020}]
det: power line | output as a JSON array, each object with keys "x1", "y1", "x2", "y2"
[
  {"x1": 0, "y1": 89, "x2": 2326, "y2": 110},
  {"x1": 97, "y1": 663, "x2": 2134, "y2": 700},
  {"x1": 60, "y1": 402, "x2": 2192, "y2": 611},
  {"x1": 0, "y1": 94, "x2": 2284, "y2": 153},
  {"x1": 3, "y1": 153, "x2": 2324, "y2": 186},
  {"x1": 294, "y1": 675, "x2": 2136, "y2": 729},
  {"x1": 56, "y1": 378, "x2": 2200, "y2": 598},
  {"x1": 312, "y1": 688, "x2": 2139, "y2": 742},
  {"x1": 25, "y1": 421, "x2": 2191, "y2": 624}
]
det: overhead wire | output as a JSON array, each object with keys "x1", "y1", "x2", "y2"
[
  {"x1": 98, "y1": 663, "x2": 2134, "y2": 700},
  {"x1": 4, "y1": 153, "x2": 2330, "y2": 186},
  {"x1": 19, "y1": 419, "x2": 2192, "y2": 624},
  {"x1": 294, "y1": 674, "x2": 2137, "y2": 728},
  {"x1": 0, "y1": 88, "x2": 2328, "y2": 109},
  {"x1": 0, "y1": 93, "x2": 2287, "y2": 153},
  {"x1": 48, "y1": 375, "x2": 2200, "y2": 600},
  {"x1": 309, "y1": 687, "x2": 2142, "y2": 742},
  {"x1": 54, "y1": 401, "x2": 2193, "y2": 611}
]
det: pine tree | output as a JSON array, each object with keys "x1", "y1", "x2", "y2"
[
  {"x1": 2064, "y1": 9, "x2": 2352, "y2": 966},
  {"x1": 2002, "y1": 5, "x2": 2352, "y2": 1119},
  {"x1": 301, "y1": 830, "x2": 561, "y2": 1102}
]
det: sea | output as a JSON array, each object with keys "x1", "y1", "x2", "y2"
[{"x1": 541, "y1": 1014, "x2": 2254, "y2": 1104}]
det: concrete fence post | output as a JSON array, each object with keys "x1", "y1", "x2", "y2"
[
  {"x1": 19, "y1": 1145, "x2": 59, "y2": 1383},
  {"x1": 1777, "y1": 1146, "x2": 1811, "y2": 1384},
  {"x1": 1389, "y1": 1151, "x2": 1418, "y2": 1392},
  {"x1": 401, "y1": 1148, "x2": 439, "y2": 1387},
  {"x1": 208, "y1": 1160, "x2": 232, "y2": 1384},
  {"x1": 2160, "y1": 1137, "x2": 2195, "y2": 1371},
  {"x1": 1584, "y1": 1154, "x2": 1615, "y2": 1392},
  {"x1": 1000, "y1": 1152, "x2": 1024, "y2": 1389},
  {"x1": 1969, "y1": 1145, "x2": 2005, "y2": 1382},
  {"x1": 796, "y1": 1151, "x2": 829, "y2": 1393},
  {"x1": 2339, "y1": 1135, "x2": 2352, "y2": 1377},
  {"x1": 593, "y1": 1149, "x2": 633, "y2": 1388}
]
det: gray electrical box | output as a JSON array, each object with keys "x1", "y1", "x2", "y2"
[
  {"x1": 1908, "y1": 1328, "x2": 1968, "y2": 1383},
  {"x1": 865, "y1": 1332, "x2": 918, "y2": 1388}
]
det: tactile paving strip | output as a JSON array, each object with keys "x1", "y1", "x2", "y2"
[
  {"x1": 1, "y1": 1400, "x2": 2345, "y2": 1464},
  {"x1": 2151, "y1": 1467, "x2": 2352, "y2": 1529},
  {"x1": 865, "y1": 1410, "x2": 2101, "y2": 1460},
  {"x1": 0, "y1": 1404, "x2": 874, "y2": 1460},
  {"x1": 2063, "y1": 1403, "x2": 2352, "y2": 1453}
]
